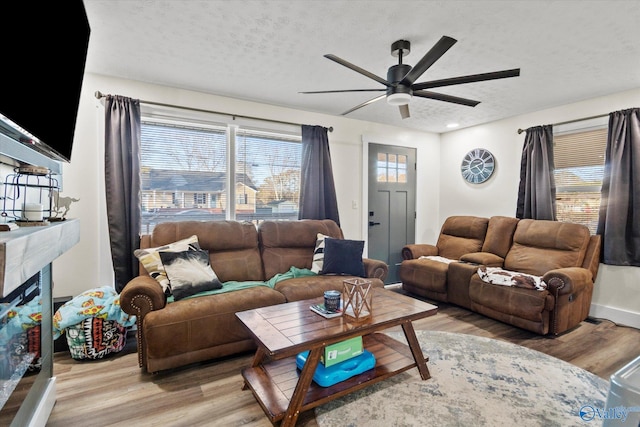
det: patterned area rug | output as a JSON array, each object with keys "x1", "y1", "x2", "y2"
[{"x1": 315, "y1": 330, "x2": 609, "y2": 427}]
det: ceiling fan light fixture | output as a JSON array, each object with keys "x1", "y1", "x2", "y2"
[{"x1": 387, "y1": 92, "x2": 412, "y2": 106}]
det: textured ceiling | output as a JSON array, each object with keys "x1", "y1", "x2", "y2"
[{"x1": 83, "y1": 0, "x2": 640, "y2": 133}]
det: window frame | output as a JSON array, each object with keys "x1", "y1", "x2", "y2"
[{"x1": 139, "y1": 104, "x2": 302, "y2": 232}]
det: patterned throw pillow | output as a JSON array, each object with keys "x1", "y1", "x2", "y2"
[
  {"x1": 159, "y1": 249, "x2": 222, "y2": 300},
  {"x1": 134, "y1": 235, "x2": 200, "y2": 296},
  {"x1": 311, "y1": 233, "x2": 328, "y2": 273}
]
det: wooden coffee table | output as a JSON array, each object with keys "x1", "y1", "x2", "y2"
[{"x1": 236, "y1": 287, "x2": 438, "y2": 426}]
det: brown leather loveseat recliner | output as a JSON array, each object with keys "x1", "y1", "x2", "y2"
[
  {"x1": 120, "y1": 219, "x2": 388, "y2": 373},
  {"x1": 400, "y1": 215, "x2": 601, "y2": 335}
]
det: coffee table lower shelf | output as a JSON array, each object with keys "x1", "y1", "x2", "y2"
[{"x1": 241, "y1": 332, "x2": 425, "y2": 424}]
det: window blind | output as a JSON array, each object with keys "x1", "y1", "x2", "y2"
[{"x1": 554, "y1": 127, "x2": 607, "y2": 233}]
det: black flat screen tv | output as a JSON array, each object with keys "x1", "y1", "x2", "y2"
[{"x1": 0, "y1": 0, "x2": 90, "y2": 163}]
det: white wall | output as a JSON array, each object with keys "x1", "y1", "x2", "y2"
[
  {"x1": 51, "y1": 73, "x2": 440, "y2": 298},
  {"x1": 440, "y1": 88, "x2": 640, "y2": 328}
]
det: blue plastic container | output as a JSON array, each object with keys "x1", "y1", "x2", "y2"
[{"x1": 296, "y1": 349, "x2": 376, "y2": 387}]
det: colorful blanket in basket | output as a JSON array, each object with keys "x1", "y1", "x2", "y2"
[{"x1": 53, "y1": 286, "x2": 136, "y2": 340}]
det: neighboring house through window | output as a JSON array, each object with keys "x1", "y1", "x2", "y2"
[{"x1": 139, "y1": 108, "x2": 302, "y2": 233}]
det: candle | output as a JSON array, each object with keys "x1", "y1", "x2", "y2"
[{"x1": 23, "y1": 203, "x2": 43, "y2": 221}]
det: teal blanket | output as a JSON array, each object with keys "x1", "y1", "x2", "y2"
[{"x1": 167, "y1": 266, "x2": 317, "y2": 303}]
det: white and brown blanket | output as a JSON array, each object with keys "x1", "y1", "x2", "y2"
[
  {"x1": 418, "y1": 255, "x2": 454, "y2": 264},
  {"x1": 477, "y1": 266, "x2": 547, "y2": 291}
]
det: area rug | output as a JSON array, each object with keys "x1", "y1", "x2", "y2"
[{"x1": 315, "y1": 330, "x2": 609, "y2": 427}]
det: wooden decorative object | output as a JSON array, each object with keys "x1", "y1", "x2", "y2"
[{"x1": 342, "y1": 278, "x2": 373, "y2": 321}]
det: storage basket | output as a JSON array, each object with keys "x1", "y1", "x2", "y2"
[{"x1": 65, "y1": 317, "x2": 126, "y2": 360}]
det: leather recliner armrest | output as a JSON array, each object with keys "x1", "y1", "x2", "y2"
[
  {"x1": 120, "y1": 275, "x2": 167, "y2": 318},
  {"x1": 363, "y1": 258, "x2": 389, "y2": 281},
  {"x1": 543, "y1": 267, "x2": 593, "y2": 296},
  {"x1": 460, "y1": 252, "x2": 505, "y2": 267},
  {"x1": 402, "y1": 244, "x2": 438, "y2": 260}
]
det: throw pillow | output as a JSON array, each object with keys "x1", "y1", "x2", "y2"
[
  {"x1": 134, "y1": 235, "x2": 200, "y2": 296},
  {"x1": 159, "y1": 249, "x2": 223, "y2": 301},
  {"x1": 320, "y1": 237, "x2": 365, "y2": 277},
  {"x1": 311, "y1": 233, "x2": 328, "y2": 273}
]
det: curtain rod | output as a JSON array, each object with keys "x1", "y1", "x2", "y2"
[
  {"x1": 94, "y1": 91, "x2": 333, "y2": 132},
  {"x1": 516, "y1": 113, "x2": 609, "y2": 134}
]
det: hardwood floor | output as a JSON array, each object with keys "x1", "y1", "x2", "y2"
[{"x1": 47, "y1": 295, "x2": 640, "y2": 427}]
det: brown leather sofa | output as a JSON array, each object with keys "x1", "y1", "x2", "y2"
[
  {"x1": 400, "y1": 216, "x2": 601, "y2": 335},
  {"x1": 120, "y1": 219, "x2": 388, "y2": 373}
]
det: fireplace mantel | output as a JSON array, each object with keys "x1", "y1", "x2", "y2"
[
  {"x1": 0, "y1": 219, "x2": 80, "y2": 297},
  {"x1": 0, "y1": 218, "x2": 79, "y2": 426}
]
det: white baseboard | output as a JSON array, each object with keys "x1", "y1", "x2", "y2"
[{"x1": 589, "y1": 304, "x2": 640, "y2": 330}]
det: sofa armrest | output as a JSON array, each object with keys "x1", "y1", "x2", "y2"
[
  {"x1": 120, "y1": 275, "x2": 167, "y2": 318},
  {"x1": 363, "y1": 258, "x2": 389, "y2": 281},
  {"x1": 120, "y1": 276, "x2": 167, "y2": 369},
  {"x1": 543, "y1": 267, "x2": 593, "y2": 296},
  {"x1": 402, "y1": 244, "x2": 438, "y2": 260},
  {"x1": 459, "y1": 252, "x2": 505, "y2": 267}
]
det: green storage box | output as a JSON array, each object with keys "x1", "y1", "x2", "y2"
[{"x1": 321, "y1": 336, "x2": 363, "y2": 367}]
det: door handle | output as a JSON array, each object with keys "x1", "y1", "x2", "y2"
[{"x1": 369, "y1": 221, "x2": 381, "y2": 226}]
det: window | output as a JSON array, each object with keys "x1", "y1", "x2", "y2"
[
  {"x1": 193, "y1": 193, "x2": 207, "y2": 206},
  {"x1": 377, "y1": 152, "x2": 408, "y2": 183},
  {"x1": 139, "y1": 114, "x2": 301, "y2": 233},
  {"x1": 553, "y1": 127, "x2": 607, "y2": 234}
]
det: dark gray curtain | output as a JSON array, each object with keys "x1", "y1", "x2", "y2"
[
  {"x1": 516, "y1": 125, "x2": 556, "y2": 220},
  {"x1": 104, "y1": 95, "x2": 141, "y2": 292},
  {"x1": 597, "y1": 108, "x2": 640, "y2": 266},
  {"x1": 299, "y1": 125, "x2": 340, "y2": 225}
]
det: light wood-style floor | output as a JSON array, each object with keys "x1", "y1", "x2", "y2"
[{"x1": 46, "y1": 293, "x2": 640, "y2": 427}]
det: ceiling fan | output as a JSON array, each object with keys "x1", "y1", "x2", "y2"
[{"x1": 301, "y1": 36, "x2": 520, "y2": 119}]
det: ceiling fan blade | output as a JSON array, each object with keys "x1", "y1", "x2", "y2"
[
  {"x1": 324, "y1": 54, "x2": 391, "y2": 87},
  {"x1": 399, "y1": 104, "x2": 410, "y2": 119},
  {"x1": 413, "y1": 90, "x2": 480, "y2": 107},
  {"x1": 412, "y1": 68, "x2": 521, "y2": 91},
  {"x1": 299, "y1": 89, "x2": 386, "y2": 94},
  {"x1": 341, "y1": 94, "x2": 386, "y2": 115},
  {"x1": 400, "y1": 36, "x2": 457, "y2": 86}
]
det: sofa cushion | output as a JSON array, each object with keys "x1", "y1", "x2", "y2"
[
  {"x1": 259, "y1": 219, "x2": 343, "y2": 279},
  {"x1": 482, "y1": 216, "x2": 519, "y2": 258},
  {"x1": 274, "y1": 275, "x2": 384, "y2": 302},
  {"x1": 321, "y1": 237, "x2": 365, "y2": 277},
  {"x1": 504, "y1": 220, "x2": 591, "y2": 276},
  {"x1": 160, "y1": 250, "x2": 223, "y2": 300},
  {"x1": 459, "y1": 252, "x2": 504, "y2": 267},
  {"x1": 148, "y1": 221, "x2": 264, "y2": 282},
  {"x1": 398, "y1": 258, "x2": 450, "y2": 294},
  {"x1": 134, "y1": 234, "x2": 200, "y2": 295},
  {"x1": 469, "y1": 274, "x2": 553, "y2": 324},
  {"x1": 436, "y1": 216, "x2": 489, "y2": 260},
  {"x1": 143, "y1": 286, "x2": 286, "y2": 363}
]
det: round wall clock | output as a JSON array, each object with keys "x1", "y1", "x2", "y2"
[{"x1": 461, "y1": 148, "x2": 495, "y2": 184}]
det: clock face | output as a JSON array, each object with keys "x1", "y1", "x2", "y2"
[{"x1": 461, "y1": 148, "x2": 495, "y2": 184}]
